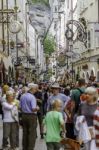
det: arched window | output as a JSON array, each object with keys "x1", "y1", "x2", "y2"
[
  {"x1": 82, "y1": 73, "x2": 85, "y2": 78},
  {"x1": 91, "y1": 70, "x2": 94, "y2": 76}
]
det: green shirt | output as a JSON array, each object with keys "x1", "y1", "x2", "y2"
[{"x1": 43, "y1": 111, "x2": 64, "y2": 143}]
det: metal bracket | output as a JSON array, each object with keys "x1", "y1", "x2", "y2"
[{"x1": 65, "y1": 19, "x2": 87, "y2": 47}]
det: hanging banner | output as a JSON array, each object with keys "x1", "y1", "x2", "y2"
[{"x1": 94, "y1": 23, "x2": 99, "y2": 37}]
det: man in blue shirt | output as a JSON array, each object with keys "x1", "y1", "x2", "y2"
[
  {"x1": 47, "y1": 83, "x2": 69, "y2": 111},
  {"x1": 20, "y1": 83, "x2": 39, "y2": 150}
]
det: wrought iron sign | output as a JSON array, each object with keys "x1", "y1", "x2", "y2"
[
  {"x1": 9, "y1": 19, "x2": 21, "y2": 34},
  {"x1": 0, "y1": 9, "x2": 14, "y2": 23},
  {"x1": 0, "y1": 1, "x2": 21, "y2": 54},
  {"x1": 57, "y1": 52, "x2": 66, "y2": 67},
  {"x1": 12, "y1": 56, "x2": 35, "y2": 67},
  {"x1": 65, "y1": 18, "x2": 87, "y2": 47},
  {"x1": 17, "y1": 56, "x2": 35, "y2": 64}
]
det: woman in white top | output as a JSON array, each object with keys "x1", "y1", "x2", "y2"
[{"x1": 2, "y1": 90, "x2": 19, "y2": 150}]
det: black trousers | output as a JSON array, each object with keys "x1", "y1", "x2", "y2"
[
  {"x1": 66, "y1": 123, "x2": 76, "y2": 139},
  {"x1": 22, "y1": 113, "x2": 37, "y2": 150}
]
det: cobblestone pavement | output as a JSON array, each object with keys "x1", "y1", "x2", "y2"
[{"x1": 34, "y1": 126, "x2": 47, "y2": 150}]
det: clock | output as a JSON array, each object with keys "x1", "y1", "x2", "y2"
[{"x1": 9, "y1": 20, "x2": 21, "y2": 34}]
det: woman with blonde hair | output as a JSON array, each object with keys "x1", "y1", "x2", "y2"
[
  {"x1": 2, "y1": 90, "x2": 19, "y2": 150},
  {"x1": 77, "y1": 86, "x2": 98, "y2": 150}
]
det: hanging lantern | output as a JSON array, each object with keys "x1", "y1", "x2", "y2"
[
  {"x1": 10, "y1": 41, "x2": 15, "y2": 49},
  {"x1": 1, "y1": 39, "x2": 6, "y2": 45},
  {"x1": 9, "y1": 20, "x2": 21, "y2": 34}
]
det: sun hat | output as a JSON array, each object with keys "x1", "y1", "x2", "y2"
[{"x1": 51, "y1": 82, "x2": 60, "y2": 89}]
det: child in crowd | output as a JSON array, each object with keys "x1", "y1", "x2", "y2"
[{"x1": 43, "y1": 99, "x2": 66, "y2": 150}]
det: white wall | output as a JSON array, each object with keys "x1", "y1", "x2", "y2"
[{"x1": 29, "y1": 24, "x2": 36, "y2": 57}]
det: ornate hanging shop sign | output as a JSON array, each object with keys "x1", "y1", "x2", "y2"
[
  {"x1": 65, "y1": 18, "x2": 87, "y2": 47},
  {"x1": 9, "y1": 20, "x2": 21, "y2": 34},
  {"x1": 9, "y1": 11, "x2": 22, "y2": 34},
  {"x1": 57, "y1": 52, "x2": 66, "y2": 67}
]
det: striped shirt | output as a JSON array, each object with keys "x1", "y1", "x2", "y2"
[{"x1": 93, "y1": 107, "x2": 99, "y2": 147}]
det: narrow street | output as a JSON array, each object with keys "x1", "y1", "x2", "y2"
[{"x1": 0, "y1": 116, "x2": 84, "y2": 150}]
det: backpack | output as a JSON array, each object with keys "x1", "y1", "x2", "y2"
[
  {"x1": 77, "y1": 88, "x2": 86, "y2": 102},
  {"x1": 77, "y1": 88, "x2": 84, "y2": 100},
  {"x1": 74, "y1": 88, "x2": 84, "y2": 113}
]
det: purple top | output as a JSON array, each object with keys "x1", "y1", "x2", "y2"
[{"x1": 20, "y1": 93, "x2": 37, "y2": 113}]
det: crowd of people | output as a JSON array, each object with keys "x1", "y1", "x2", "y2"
[{"x1": 0, "y1": 79, "x2": 99, "y2": 150}]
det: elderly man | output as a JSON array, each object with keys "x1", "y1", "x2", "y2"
[
  {"x1": 47, "y1": 82, "x2": 69, "y2": 113},
  {"x1": 20, "y1": 83, "x2": 39, "y2": 150}
]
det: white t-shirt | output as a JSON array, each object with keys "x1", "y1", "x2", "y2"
[{"x1": 2, "y1": 102, "x2": 17, "y2": 122}]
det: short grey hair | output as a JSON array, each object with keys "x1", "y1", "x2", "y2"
[
  {"x1": 85, "y1": 86, "x2": 98, "y2": 101},
  {"x1": 28, "y1": 83, "x2": 38, "y2": 90}
]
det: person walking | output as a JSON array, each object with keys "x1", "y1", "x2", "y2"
[
  {"x1": 71, "y1": 78, "x2": 86, "y2": 114},
  {"x1": 77, "y1": 86, "x2": 98, "y2": 150},
  {"x1": 2, "y1": 90, "x2": 19, "y2": 150},
  {"x1": 93, "y1": 104, "x2": 99, "y2": 150},
  {"x1": 43, "y1": 99, "x2": 66, "y2": 150},
  {"x1": 34, "y1": 85, "x2": 44, "y2": 139},
  {"x1": 20, "y1": 83, "x2": 39, "y2": 150},
  {"x1": 47, "y1": 83, "x2": 69, "y2": 112}
]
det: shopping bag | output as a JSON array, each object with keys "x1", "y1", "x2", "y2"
[{"x1": 90, "y1": 140, "x2": 98, "y2": 150}]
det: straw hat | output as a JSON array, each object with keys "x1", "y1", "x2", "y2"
[{"x1": 51, "y1": 82, "x2": 60, "y2": 89}]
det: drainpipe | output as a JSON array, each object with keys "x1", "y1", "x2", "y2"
[
  {"x1": 71, "y1": 0, "x2": 74, "y2": 82},
  {"x1": 98, "y1": 0, "x2": 99, "y2": 22},
  {"x1": 2, "y1": 0, "x2": 5, "y2": 52},
  {"x1": 14, "y1": 0, "x2": 18, "y2": 62},
  {"x1": 6, "y1": 0, "x2": 9, "y2": 55}
]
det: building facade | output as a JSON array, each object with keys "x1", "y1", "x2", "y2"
[
  {"x1": 73, "y1": 0, "x2": 99, "y2": 82},
  {"x1": 0, "y1": 0, "x2": 38, "y2": 84},
  {"x1": 48, "y1": 0, "x2": 67, "y2": 82}
]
